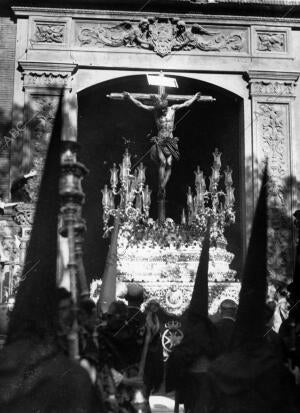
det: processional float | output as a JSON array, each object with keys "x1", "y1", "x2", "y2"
[{"x1": 99, "y1": 74, "x2": 240, "y2": 355}]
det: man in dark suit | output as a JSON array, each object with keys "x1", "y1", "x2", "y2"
[{"x1": 214, "y1": 299, "x2": 237, "y2": 353}]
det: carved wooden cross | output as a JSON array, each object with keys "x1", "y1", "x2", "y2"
[{"x1": 107, "y1": 72, "x2": 216, "y2": 104}]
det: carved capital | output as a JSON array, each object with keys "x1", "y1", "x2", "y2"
[
  {"x1": 249, "y1": 80, "x2": 296, "y2": 97},
  {"x1": 23, "y1": 72, "x2": 69, "y2": 88},
  {"x1": 247, "y1": 71, "x2": 299, "y2": 97},
  {"x1": 19, "y1": 61, "x2": 77, "y2": 90}
]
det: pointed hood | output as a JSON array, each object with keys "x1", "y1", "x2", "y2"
[
  {"x1": 7, "y1": 94, "x2": 63, "y2": 343},
  {"x1": 189, "y1": 222, "x2": 210, "y2": 319},
  {"x1": 232, "y1": 166, "x2": 268, "y2": 347}
]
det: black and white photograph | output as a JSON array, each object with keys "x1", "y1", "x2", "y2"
[{"x1": 0, "y1": 1, "x2": 300, "y2": 412}]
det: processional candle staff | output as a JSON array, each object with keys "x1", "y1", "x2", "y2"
[{"x1": 59, "y1": 139, "x2": 89, "y2": 360}]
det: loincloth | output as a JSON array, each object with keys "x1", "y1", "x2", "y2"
[{"x1": 151, "y1": 135, "x2": 179, "y2": 160}]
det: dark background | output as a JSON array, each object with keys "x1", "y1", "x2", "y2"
[{"x1": 78, "y1": 74, "x2": 244, "y2": 282}]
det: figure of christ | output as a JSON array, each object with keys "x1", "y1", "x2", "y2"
[{"x1": 123, "y1": 91, "x2": 202, "y2": 196}]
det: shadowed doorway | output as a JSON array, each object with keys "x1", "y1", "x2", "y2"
[{"x1": 77, "y1": 74, "x2": 244, "y2": 282}]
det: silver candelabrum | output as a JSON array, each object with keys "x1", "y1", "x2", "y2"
[
  {"x1": 182, "y1": 148, "x2": 235, "y2": 245},
  {"x1": 101, "y1": 149, "x2": 152, "y2": 234}
]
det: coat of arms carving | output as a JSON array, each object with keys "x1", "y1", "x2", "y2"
[
  {"x1": 150, "y1": 20, "x2": 174, "y2": 57},
  {"x1": 77, "y1": 18, "x2": 246, "y2": 57}
]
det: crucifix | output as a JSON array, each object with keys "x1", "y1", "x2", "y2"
[{"x1": 107, "y1": 72, "x2": 215, "y2": 222}]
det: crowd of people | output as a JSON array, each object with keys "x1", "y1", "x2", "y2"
[
  {"x1": 1, "y1": 280, "x2": 299, "y2": 413},
  {"x1": 55, "y1": 288, "x2": 164, "y2": 413}
]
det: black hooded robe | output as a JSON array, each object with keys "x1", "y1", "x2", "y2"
[
  {"x1": 166, "y1": 317, "x2": 220, "y2": 413},
  {"x1": 0, "y1": 338, "x2": 99, "y2": 413}
]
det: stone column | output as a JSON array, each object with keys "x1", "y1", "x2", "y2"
[
  {"x1": 15, "y1": 61, "x2": 78, "y2": 201},
  {"x1": 7, "y1": 61, "x2": 90, "y2": 301},
  {"x1": 247, "y1": 71, "x2": 299, "y2": 283}
]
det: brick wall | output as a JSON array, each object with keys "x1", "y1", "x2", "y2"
[{"x1": 0, "y1": 14, "x2": 16, "y2": 200}]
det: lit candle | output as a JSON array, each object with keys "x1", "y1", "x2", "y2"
[
  {"x1": 119, "y1": 162, "x2": 128, "y2": 184},
  {"x1": 209, "y1": 176, "x2": 216, "y2": 193},
  {"x1": 135, "y1": 193, "x2": 142, "y2": 211},
  {"x1": 201, "y1": 176, "x2": 206, "y2": 193},
  {"x1": 212, "y1": 148, "x2": 222, "y2": 170},
  {"x1": 225, "y1": 187, "x2": 235, "y2": 207},
  {"x1": 194, "y1": 166, "x2": 203, "y2": 190},
  {"x1": 224, "y1": 165, "x2": 233, "y2": 187},
  {"x1": 123, "y1": 149, "x2": 131, "y2": 170},
  {"x1": 110, "y1": 163, "x2": 119, "y2": 189},
  {"x1": 211, "y1": 167, "x2": 220, "y2": 183},
  {"x1": 128, "y1": 175, "x2": 137, "y2": 203},
  {"x1": 137, "y1": 162, "x2": 146, "y2": 187},
  {"x1": 101, "y1": 185, "x2": 110, "y2": 208},
  {"x1": 181, "y1": 209, "x2": 187, "y2": 225},
  {"x1": 143, "y1": 185, "x2": 152, "y2": 209},
  {"x1": 187, "y1": 186, "x2": 193, "y2": 208},
  {"x1": 196, "y1": 191, "x2": 205, "y2": 207},
  {"x1": 109, "y1": 190, "x2": 115, "y2": 209}
]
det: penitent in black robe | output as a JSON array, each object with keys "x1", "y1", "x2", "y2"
[
  {"x1": 208, "y1": 337, "x2": 298, "y2": 413},
  {"x1": 166, "y1": 317, "x2": 220, "y2": 413},
  {"x1": 0, "y1": 338, "x2": 100, "y2": 413}
]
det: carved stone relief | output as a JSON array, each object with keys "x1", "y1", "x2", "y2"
[
  {"x1": 0, "y1": 220, "x2": 22, "y2": 301},
  {"x1": 76, "y1": 18, "x2": 247, "y2": 57},
  {"x1": 34, "y1": 23, "x2": 65, "y2": 43},
  {"x1": 256, "y1": 31, "x2": 286, "y2": 53},
  {"x1": 14, "y1": 204, "x2": 35, "y2": 227},
  {"x1": 27, "y1": 95, "x2": 60, "y2": 202},
  {"x1": 256, "y1": 103, "x2": 292, "y2": 281}
]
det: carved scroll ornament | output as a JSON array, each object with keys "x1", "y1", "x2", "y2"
[
  {"x1": 13, "y1": 204, "x2": 35, "y2": 226},
  {"x1": 77, "y1": 18, "x2": 245, "y2": 57}
]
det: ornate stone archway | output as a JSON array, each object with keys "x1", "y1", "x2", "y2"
[{"x1": 3, "y1": 5, "x2": 299, "y2": 294}]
